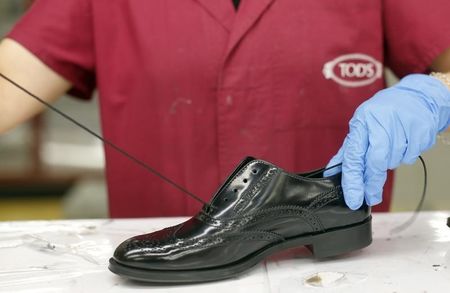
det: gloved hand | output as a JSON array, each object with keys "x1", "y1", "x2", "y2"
[{"x1": 326, "y1": 74, "x2": 450, "y2": 210}]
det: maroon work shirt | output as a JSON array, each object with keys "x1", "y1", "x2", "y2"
[{"x1": 7, "y1": 0, "x2": 450, "y2": 217}]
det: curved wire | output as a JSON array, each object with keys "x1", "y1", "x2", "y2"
[{"x1": 390, "y1": 155, "x2": 427, "y2": 234}]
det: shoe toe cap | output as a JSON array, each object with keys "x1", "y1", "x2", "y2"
[{"x1": 112, "y1": 226, "x2": 179, "y2": 268}]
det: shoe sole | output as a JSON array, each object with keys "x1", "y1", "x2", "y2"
[{"x1": 108, "y1": 216, "x2": 372, "y2": 284}]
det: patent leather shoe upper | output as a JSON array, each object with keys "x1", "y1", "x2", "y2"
[{"x1": 113, "y1": 157, "x2": 370, "y2": 271}]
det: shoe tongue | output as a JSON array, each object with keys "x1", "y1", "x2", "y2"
[{"x1": 210, "y1": 156, "x2": 256, "y2": 201}]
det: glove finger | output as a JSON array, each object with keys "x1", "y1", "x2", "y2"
[
  {"x1": 341, "y1": 119, "x2": 368, "y2": 210},
  {"x1": 364, "y1": 118, "x2": 390, "y2": 206},
  {"x1": 363, "y1": 169, "x2": 386, "y2": 206},
  {"x1": 324, "y1": 146, "x2": 344, "y2": 176}
]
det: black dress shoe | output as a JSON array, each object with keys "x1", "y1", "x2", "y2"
[{"x1": 109, "y1": 157, "x2": 372, "y2": 283}]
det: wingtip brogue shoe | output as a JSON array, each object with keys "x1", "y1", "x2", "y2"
[{"x1": 109, "y1": 157, "x2": 372, "y2": 283}]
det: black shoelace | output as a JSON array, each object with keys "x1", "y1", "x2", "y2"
[{"x1": 0, "y1": 73, "x2": 433, "y2": 231}]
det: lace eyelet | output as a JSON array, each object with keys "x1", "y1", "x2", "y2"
[{"x1": 243, "y1": 178, "x2": 248, "y2": 183}]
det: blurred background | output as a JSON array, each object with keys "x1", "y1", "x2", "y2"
[
  {"x1": 0, "y1": 0, "x2": 107, "y2": 220},
  {"x1": 0, "y1": 1, "x2": 449, "y2": 221}
]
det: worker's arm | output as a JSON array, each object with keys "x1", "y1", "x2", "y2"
[
  {"x1": 431, "y1": 48, "x2": 450, "y2": 74},
  {"x1": 0, "y1": 38, "x2": 72, "y2": 134},
  {"x1": 326, "y1": 47, "x2": 450, "y2": 210},
  {"x1": 431, "y1": 48, "x2": 450, "y2": 90}
]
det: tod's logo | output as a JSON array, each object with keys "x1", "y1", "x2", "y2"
[{"x1": 322, "y1": 53, "x2": 383, "y2": 87}]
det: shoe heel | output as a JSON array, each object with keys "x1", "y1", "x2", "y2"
[{"x1": 308, "y1": 217, "x2": 372, "y2": 258}]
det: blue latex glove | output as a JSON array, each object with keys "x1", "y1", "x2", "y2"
[{"x1": 326, "y1": 74, "x2": 450, "y2": 210}]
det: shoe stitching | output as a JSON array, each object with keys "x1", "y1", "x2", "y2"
[
  {"x1": 242, "y1": 213, "x2": 316, "y2": 232},
  {"x1": 130, "y1": 231, "x2": 282, "y2": 253},
  {"x1": 199, "y1": 187, "x2": 340, "y2": 222},
  {"x1": 243, "y1": 208, "x2": 326, "y2": 233},
  {"x1": 233, "y1": 167, "x2": 279, "y2": 214},
  {"x1": 302, "y1": 188, "x2": 341, "y2": 231},
  {"x1": 125, "y1": 226, "x2": 180, "y2": 249},
  {"x1": 231, "y1": 159, "x2": 336, "y2": 183},
  {"x1": 198, "y1": 187, "x2": 341, "y2": 232},
  {"x1": 284, "y1": 171, "x2": 340, "y2": 183},
  {"x1": 209, "y1": 160, "x2": 284, "y2": 211},
  {"x1": 308, "y1": 187, "x2": 341, "y2": 211},
  {"x1": 210, "y1": 160, "x2": 268, "y2": 208},
  {"x1": 198, "y1": 206, "x2": 317, "y2": 232},
  {"x1": 307, "y1": 187, "x2": 342, "y2": 231},
  {"x1": 198, "y1": 233, "x2": 283, "y2": 251}
]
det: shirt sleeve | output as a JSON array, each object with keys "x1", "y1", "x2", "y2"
[
  {"x1": 384, "y1": 0, "x2": 450, "y2": 77},
  {"x1": 6, "y1": 0, "x2": 95, "y2": 99}
]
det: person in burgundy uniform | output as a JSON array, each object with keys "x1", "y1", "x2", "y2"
[{"x1": 0, "y1": 0, "x2": 449, "y2": 217}]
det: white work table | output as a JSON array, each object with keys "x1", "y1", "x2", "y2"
[{"x1": 0, "y1": 211, "x2": 449, "y2": 292}]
